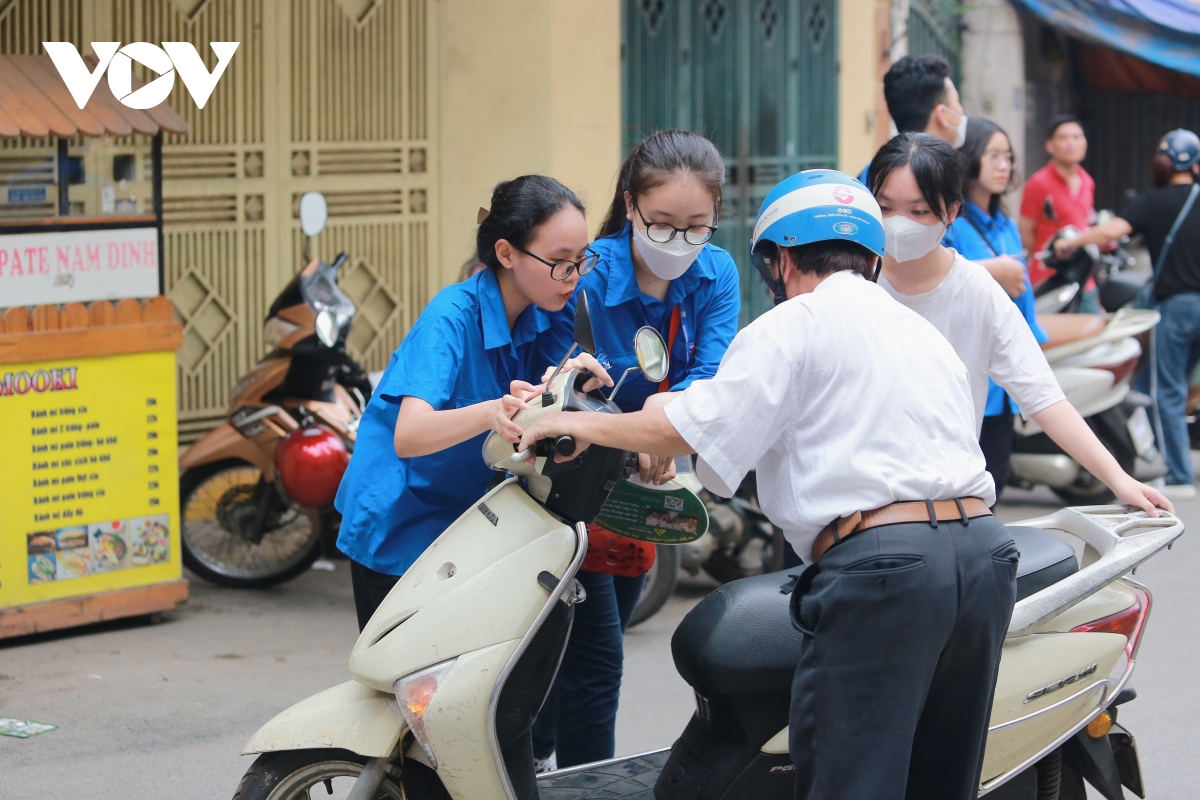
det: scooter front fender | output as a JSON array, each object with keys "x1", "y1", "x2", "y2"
[{"x1": 241, "y1": 680, "x2": 402, "y2": 758}]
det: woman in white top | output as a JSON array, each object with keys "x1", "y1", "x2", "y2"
[{"x1": 868, "y1": 132, "x2": 1170, "y2": 516}]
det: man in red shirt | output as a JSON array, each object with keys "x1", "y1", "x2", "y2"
[{"x1": 1020, "y1": 115, "x2": 1096, "y2": 286}]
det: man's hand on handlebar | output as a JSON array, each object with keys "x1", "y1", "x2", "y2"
[
  {"x1": 518, "y1": 411, "x2": 591, "y2": 463},
  {"x1": 541, "y1": 353, "x2": 615, "y2": 393},
  {"x1": 1052, "y1": 238, "x2": 1080, "y2": 259},
  {"x1": 491, "y1": 380, "x2": 545, "y2": 444}
]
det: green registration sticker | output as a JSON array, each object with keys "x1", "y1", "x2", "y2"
[{"x1": 593, "y1": 479, "x2": 709, "y2": 544}]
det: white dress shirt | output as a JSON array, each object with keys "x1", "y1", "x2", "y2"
[
  {"x1": 879, "y1": 251, "x2": 1066, "y2": 433},
  {"x1": 665, "y1": 270, "x2": 995, "y2": 562}
]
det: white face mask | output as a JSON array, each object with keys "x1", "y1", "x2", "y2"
[
  {"x1": 946, "y1": 106, "x2": 968, "y2": 149},
  {"x1": 883, "y1": 214, "x2": 947, "y2": 262},
  {"x1": 633, "y1": 225, "x2": 704, "y2": 280}
]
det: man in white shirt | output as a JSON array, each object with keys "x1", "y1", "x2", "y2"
[{"x1": 518, "y1": 170, "x2": 1017, "y2": 800}]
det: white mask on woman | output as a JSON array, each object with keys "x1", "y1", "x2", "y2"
[
  {"x1": 882, "y1": 215, "x2": 947, "y2": 262},
  {"x1": 633, "y1": 226, "x2": 704, "y2": 280}
]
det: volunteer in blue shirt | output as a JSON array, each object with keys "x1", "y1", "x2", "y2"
[
  {"x1": 335, "y1": 175, "x2": 612, "y2": 630},
  {"x1": 508, "y1": 130, "x2": 739, "y2": 771},
  {"x1": 943, "y1": 118, "x2": 1048, "y2": 500}
]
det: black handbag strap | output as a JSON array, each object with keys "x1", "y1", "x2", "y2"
[
  {"x1": 961, "y1": 209, "x2": 1003, "y2": 258},
  {"x1": 1153, "y1": 183, "x2": 1200, "y2": 282}
]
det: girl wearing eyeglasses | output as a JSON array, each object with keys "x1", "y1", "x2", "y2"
[
  {"x1": 335, "y1": 175, "x2": 612, "y2": 630},
  {"x1": 515, "y1": 130, "x2": 741, "y2": 771}
]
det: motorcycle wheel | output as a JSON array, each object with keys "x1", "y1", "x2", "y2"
[
  {"x1": 702, "y1": 524, "x2": 787, "y2": 585},
  {"x1": 181, "y1": 459, "x2": 322, "y2": 589},
  {"x1": 627, "y1": 544, "x2": 682, "y2": 628},
  {"x1": 1051, "y1": 431, "x2": 1133, "y2": 506},
  {"x1": 232, "y1": 749, "x2": 448, "y2": 800}
]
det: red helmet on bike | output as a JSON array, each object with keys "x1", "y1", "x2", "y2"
[{"x1": 274, "y1": 425, "x2": 350, "y2": 509}]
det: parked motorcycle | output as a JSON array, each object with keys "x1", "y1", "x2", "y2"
[
  {"x1": 1011, "y1": 222, "x2": 1166, "y2": 503},
  {"x1": 1011, "y1": 308, "x2": 1163, "y2": 504},
  {"x1": 179, "y1": 193, "x2": 372, "y2": 588},
  {"x1": 232, "y1": 293, "x2": 1183, "y2": 800}
]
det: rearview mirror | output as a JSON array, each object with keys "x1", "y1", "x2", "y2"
[
  {"x1": 574, "y1": 289, "x2": 596, "y2": 355},
  {"x1": 634, "y1": 326, "x2": 669, "y2": 384},
  {"x1": 299, "y1": 192, "x2": 328, "y2": 237}
]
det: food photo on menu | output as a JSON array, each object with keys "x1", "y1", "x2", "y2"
[{"x1": 24, "y1": 517, "x2": 170, "y2": 584}]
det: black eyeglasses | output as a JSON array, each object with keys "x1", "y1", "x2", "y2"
[
  {"x1": 635, "y1": 204, "x2": 718, "y2": 245},
  {"x1": 516, "y1": 247, "x2": 601, "y2": 281}
]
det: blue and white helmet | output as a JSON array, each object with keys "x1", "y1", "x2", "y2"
[
  {"x1": 1159, "y1": 129, "x2": 1200, "y2": 172},
  {"x1": 750, "y1": 169, "x2": 886, "y2": 260}
]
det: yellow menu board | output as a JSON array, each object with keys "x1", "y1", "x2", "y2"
[{"x1": 0, "y1": 350, "x2": 180, "y2": 609}]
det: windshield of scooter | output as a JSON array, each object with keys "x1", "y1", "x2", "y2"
[{"x1": 300, "y1": 254, "x2": 357, "y2": 320}]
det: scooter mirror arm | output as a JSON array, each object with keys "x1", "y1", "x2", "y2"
[
  {"x1": 542, "y1": 343, "x2": 578, "y2": 406},
  {"x1": 607, "y1": 366, "x2": 638, "y2": 405}
]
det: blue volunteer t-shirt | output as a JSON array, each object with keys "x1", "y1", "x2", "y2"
[
  {"x1": 943, "y1": 199, "x2": 1049, "y2": 416},
  {"x1": 546, "y1": 223, "x2": 741, "y2": 413},
  {"x1": 335, "y1": 267, "x2": 553, "y2": 575}
]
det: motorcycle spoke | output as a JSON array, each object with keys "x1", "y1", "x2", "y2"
[{"x1": 183, "y1": 466, "x2": 320, "y2": 580}]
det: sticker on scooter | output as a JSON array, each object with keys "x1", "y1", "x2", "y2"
[
  {"x1": 592, "y1": 479, "x2": 709, "y2": 544},
  {"x1": 1025, "y1": 662, "x2": 1099, "y2": 703}
]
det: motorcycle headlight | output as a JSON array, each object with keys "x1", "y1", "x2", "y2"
[
  {"x1": 393, "y1": 659, "x2": 456, "y2": 769},
  {"x1": 263, "y1": 317, "x2": 300, "y2": 349},
  {"x1": 315, "y1": 310, "x2": 338, "y2": 348}
]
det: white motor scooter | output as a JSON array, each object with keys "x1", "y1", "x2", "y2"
[
  {"x1": 233, "y1": 293, "x2": 1182, "y2": 800},
  {"x1": 1010, "y1": 307, "x2": 1163, "y2": 504}
]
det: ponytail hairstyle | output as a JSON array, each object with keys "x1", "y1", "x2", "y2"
[
  {"x1": 868, "y1": 132, "x2": 964, "y2": 224},
  {"x1": 476, "y1": 175, "x2": 585, "y2": 270},
  {"x1": 597, "y1": 129, "x2": 726, "y2": 239}
]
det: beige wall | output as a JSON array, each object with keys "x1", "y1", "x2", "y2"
[
  {"x1": 437, "y1": 0, "x2": 622, "y2": 286},
  {"x1": 838, "y1": 0, "x2": 891, "y2": 175}
]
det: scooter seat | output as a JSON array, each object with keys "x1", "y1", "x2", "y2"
[
  {"x1": 1008, "y1": 526, "x2": 1078, "y2": 601},
  {"x1": 1037, "y1": 313, "x2": 1106, "y2": 350},
  {"x1": 672, "y1": 527, "x2": 1078, "y2": 696}
]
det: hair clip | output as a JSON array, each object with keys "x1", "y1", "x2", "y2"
[{"x1": 477, "y1": 207, "x2": 490, "y2": 225}]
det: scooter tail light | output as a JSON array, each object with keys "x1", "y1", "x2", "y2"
[
  {"x1": 1096, "y1": 353, "x2": 1141, "y2": 387},
  {"x1": 393, "y1": 659, "x2": 456, "y2": 769},
  {"x1": 1070, "y1": 585, "x2": 1151, "y2": 657}
]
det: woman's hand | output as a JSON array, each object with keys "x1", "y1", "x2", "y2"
[
  {"x1": 490, "y1": 380, "x2": 544, "y2": 444},
  {"x1": 542, "y1": 353, "x2": 615, "y2": 393},
  {"x1": 1108, "y1": 474, "x2": 1174, "y2": 517},
  {"x1": 982, "y1": 255, "x2": 1028, "y2": 298},
  {"x1": 1032, "y1": 401, "x2": 1174, "y2": 518},
  {"x1": 639, "y1": 453, "x2": 677, "y2": 485}
]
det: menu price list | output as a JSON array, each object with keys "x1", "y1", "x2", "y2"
[
  {"x1": 27, "y1": 397, "x2": 164, "y2": 525},
  {"x1": 1, "y1": 351, "x2": 179, "y2": 601},
  {"x1": 24, "y1": 398, "x2": 169, "y2": 584}
]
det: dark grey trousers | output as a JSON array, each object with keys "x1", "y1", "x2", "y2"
[{"x1": 789, "y1": 515, "x2": 1018, "y2": 800}]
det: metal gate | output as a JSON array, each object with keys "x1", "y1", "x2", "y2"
[
  {"x1": 0, "y1": 0, "x2": 438, "y2": 443},
  {"x1": 623, "y1": 0, "x2": 839, "y2": 324},
  {"x1": 907, "y1": 0, "x2": 962, "y2": 78}
]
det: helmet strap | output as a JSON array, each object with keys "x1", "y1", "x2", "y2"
[
  {"x1": 754, "y1": 246, "x2": 790, "y2": 306},
  {"x1": 871, "y1": 258, "x2": 882, "y2": 283}
]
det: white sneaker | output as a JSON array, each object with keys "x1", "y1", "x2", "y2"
[
  {"x1": 1161, "y1": 483, "x2": 1197, "y2": 500},
  {"x1": 534, "y1": 754, "x2": 557, "y2": 774}
]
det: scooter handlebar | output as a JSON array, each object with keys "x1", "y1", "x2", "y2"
[{"x1": 510, "y1": 435, "x2": 576, "y2": 464}]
